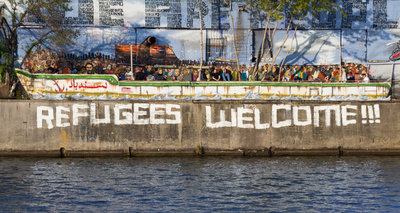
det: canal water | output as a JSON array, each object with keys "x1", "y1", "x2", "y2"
[{"x1": 1, "y1": 156, "x2": 400, "y2": 212}]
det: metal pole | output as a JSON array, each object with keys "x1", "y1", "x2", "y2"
[
  {"x1": 130, "y1": 44, "x2": 133, "y2": 72},
  {"x1": 365, "y1": 29, "x2": 368, "y2": 63},
  {"x1": 339, "y1": 29, "x2": 342, "y2": 72},
  {"x1": 135, "y1": 28, "x2": 138, "y2": 63}
]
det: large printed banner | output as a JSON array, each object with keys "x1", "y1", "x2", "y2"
[
  {"x1": 26, "y1": 0, "x2": 400, "y2": 30},
  {"x1": 8, "y1": 0, "x2": 400, "y2": 63}
]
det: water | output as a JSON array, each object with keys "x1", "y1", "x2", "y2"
[{"x1": 1, "y1": 156, "x2": 400, "y2": 212}]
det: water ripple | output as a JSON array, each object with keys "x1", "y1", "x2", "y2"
[{"x1": 0, "y1": 156, "x2": 399, "y2": 212}]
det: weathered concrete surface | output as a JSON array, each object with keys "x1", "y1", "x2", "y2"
[
  {"x1": 0, "y1": 84, "x2": 10, "y2": 99},
  {"x1": 0, "y1": 100, "x2": 399, "y2": 156}
]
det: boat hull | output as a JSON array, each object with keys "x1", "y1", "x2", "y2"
[{"x1": 16, "y1": 69, "x2": 391, "y2": 100}]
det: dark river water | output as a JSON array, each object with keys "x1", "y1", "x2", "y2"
[{"x1": 1, "y1": 156, "x2": 400, "y2": 212}]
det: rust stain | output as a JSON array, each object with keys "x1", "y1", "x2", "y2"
[
  {"x1": 225, "y1": 86, "x2": 230, "y2": 96},
  {"x1": 61, "y1": 130, "x2": 68, "y2": 149}
]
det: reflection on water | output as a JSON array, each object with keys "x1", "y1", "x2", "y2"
[{"x1": 0, "y1": 156, "x2": 400, "y2": 211}]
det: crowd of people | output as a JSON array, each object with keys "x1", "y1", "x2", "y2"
[{"x1": 23, "y1": 47, "x2": 372, "y2": 83}]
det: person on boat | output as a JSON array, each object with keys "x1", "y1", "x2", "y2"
[
  {"x1": 135, "y1": 67, "x2": 146, "y2": 80},
  {"x1": 240, "y1": 65, "x2": 248, "y2": 81},
  {"x1": 211, "y1": 68, "x2": 220, "y2": 81},
  {"x1": 200, "y1": 69, "x2": 208, "y2": 81},
  {"x1": 104, "y1": 64, "x2": 113, "y2": 74},
  {"x1": 85, "y1": 63, "x2": 95, "y2": 74},
  {"x1": 181, "y1": 69, "x2": 192, "y2": 81},
  {"x1": 147, "y1": 70, "x2": 155, "y2": 81},
  {"x1": 154, "y1": 68, "x2": 167, "y2": 81},
  {"x1": 312, "y1": 68, "x2": 320, "y2": 82},
  {"x1": 192, "y1": 69, "x2": 199, "y2": 81},
  {"x1": 283, "y1": 65, "x2": 292, "y2": 82},
  {"x1": 341, "y1": 68, "x2": 347, "y2": 83},
  {"x1": 171, "y1": 69, "x2": 180, "y2": 81},
  {"x1": 117, "y1": 67, "x2": 126, "y2": 80},
  {"x1": 221, "y1": 67, "x2": 231, "y2": 81},
  {"x1": 354, "y1": 71, "x2": 360, "y2": 83},
  {"x1": 362, "y1": 72, "x2": 370, "y2": 83},
  {"x1": 125, "y1": 68, "x2": 134, "y2": 80}
]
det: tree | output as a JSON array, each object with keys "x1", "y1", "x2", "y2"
[
  {"x1": 0, "y1": 0, "x2": 77, "y2": 97},
  {"x1": 196, "y1": 0, "x2": 204, "y2": 79},
  {"x1": 225, "y1": 0, "x2": 240, "y2": 73},
  {"x1": 247, "y1": 0, "x2": 282, "y2": 79},
  {"x1": 246, "y1": 0, "x2": 344, "y2": 80}
]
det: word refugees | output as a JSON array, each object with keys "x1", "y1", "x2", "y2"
[{"x1": 37, "y1": 103, "x2": 181, "y2": 129}]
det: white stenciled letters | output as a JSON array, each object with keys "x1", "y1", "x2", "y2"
[
  {"x1": 293, "y1": 106, "x2": 312, "y2": 126},
  {"x1": 37, "y1": 103, "x2": 182, "y2": 128},
  {"x1": 150, "y1": 104, "x2": 165, "y2": 124},
  {"x1": 166, "y1": 104, "x2": 181, "y2": 124},
  {"x1": 237, "y1": 107, "x2": 254, "y2": 128},
  {"x1": 254, "y1": 108, "x2": 270, "y2": 129},
  {"x1": 272, "y1": 104, "x2": 292, "y2": 128},
  {"x1": 90, "y1": 103, "x2": 111, "y2": 125},
  {"x1": 205, "y1": 106, "x2": 236, "y2": 128},
  {"x1": 314, "y1": 105, "x2": 341, "y2": 127},
  {"x1": 134, "y1": 103, "x2": 149, "y2": 125},
  {"x1": 72, "y1": 104, "x2": 89, "y2": 126},
  {"x1": 206, "y1": 106, "x2": 222, "y2": 128},
  {"x1": 114, "y1": 104, "x2": 132, "y2": 125},
  {"x1": 37, "y1": 106, "x2": 54, "y2": 129},
  {"x1": 56, "y1": 106, "x2": 70, "y2": 127},
  {"x1": 341, "y1": 105, "x2": 357, "y2": 126}
]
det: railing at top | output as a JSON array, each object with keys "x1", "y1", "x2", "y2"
[{"x1": 15, "y1": 69, "x2": 391, "y2": 88}]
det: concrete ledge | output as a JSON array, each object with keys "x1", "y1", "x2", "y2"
[
  {"x1": 0, "y1": 151, "x2": 61, "y2": 157},
  {"x1": 2, "y1": 149, "x2": 400, "y2": 157},
  {"x1": 341, "y1": 149, "x2": 400, "y2": 156},
  {"x1": 1, "y1": 101, "x2": 399, "y2": 155}
]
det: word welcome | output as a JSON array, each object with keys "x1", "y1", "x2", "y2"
[
  {"x1": 206, "y1": 104, "x2": 381, "y2": 129},
  {"x1": 37, "y1": 103, "x2": 181, "y2": 129}
]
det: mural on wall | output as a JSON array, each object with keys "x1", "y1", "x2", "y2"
[
  {"x1": 16, "y1": 69, "x2": 391, "y2": 100},
  {"x1": 8, "y1": 0, "x2": 400, "y2": 64},
  {"x1": 115, "y1": 36, "x2": 180, "y2": 65}
]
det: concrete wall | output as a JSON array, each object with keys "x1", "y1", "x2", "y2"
[{"x1": 0, "y1": 100, "x2": 399, "y2": 156}]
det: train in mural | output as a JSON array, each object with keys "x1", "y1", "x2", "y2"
[
  {"x1": 388, "y1": 41, "x2": 400, "y2": 61},
  {"x1": 115, "y1": 36, "x2": 180, "y2": 65}
]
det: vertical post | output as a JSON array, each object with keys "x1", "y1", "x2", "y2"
[
  {"x1": 392, "y1": 63, "x2": 395, "y2": 98},
  {"x1": 197, "y1": 0, "x2": 203, "y2": 79},
  {"x1": 130, "y1": 44, "x2": 133, "y2": 72},
  {"x1": 91, "y1": 28, "x2": 94, "y2": 53},
  {"x1": 365, "y1": 29, "x2": 368, "y2": 63},
  {"x1": 135, "y1": 28, "x2": 138, "y2": 63},
  {"x1": 339, "y1": 29, "x2": 342, "y2": 72},
  {"x1": 227, "y1": 0, "x2": 240, "y2": 73},
  {"x1": 206, "y1": 29, "x2": 209, "y2": 64}
]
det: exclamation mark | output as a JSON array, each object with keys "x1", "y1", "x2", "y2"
[
  {"x1": 368, "y1": 105, "x2": 375, "y2": 124},
  {"x1": 361, "y1": 105, "x2": 367, "y2": 124},
  {"x1": 374, "y1": 104, "x2": 381, "y2": 124}
]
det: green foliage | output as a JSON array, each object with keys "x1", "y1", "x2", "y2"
[
  {"x1": 1, "y1": 0, "x2": 78, "y2": 87},
  {"x1": 0, "y1": 65, "x2": 6, "y2": 83},
  {"x1": 0, "y1": 38, "x2": 11, "y2": 83},
  {"x1": 245, "y1": 0, "x2": 345, "y2": 20}
]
